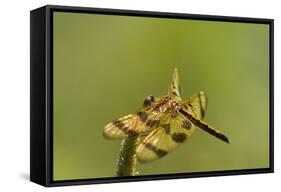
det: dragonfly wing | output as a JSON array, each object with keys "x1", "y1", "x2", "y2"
[
  {"x1": 136, "y1": 110, "x2": 196, "y2": 163},
  {"x1": 168, "y1": 68, "x2": 182, "y2": 101},
  {"x1": 103, "y1": 106, "x2": 162, "y2": 139},
  {"x1": 103, "y1": 114, "x2": 139, "y2": 139},
  {"x1": 190, "y1": 91, "x2": 207, "y2": 118},
  {"x1": 182, "y1": 91, "x2": 207, "y2": 118}
]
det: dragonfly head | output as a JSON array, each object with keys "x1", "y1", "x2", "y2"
[{"x1": 143, "y1": 95, "x2": 156, "y2": 107}]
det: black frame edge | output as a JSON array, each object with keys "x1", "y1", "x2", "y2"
[
  {"x1": 269, "y1": 20, "x2": 274, "y2": 173},
  {"x1": 30, "y1": 6, "x2": 48, "y2": 186},
  {"x1": 48, "y1": 168, "x2": 273, "y2": 187},
  {"x1": 45, "y1": 4, "x2": 273, "y2": 23}
]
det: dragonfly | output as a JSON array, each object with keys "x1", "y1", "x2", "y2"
[{"x1": 103, "y1": 68, "x2": 230, "y2": 163}]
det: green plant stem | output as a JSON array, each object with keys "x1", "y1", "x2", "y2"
[{"x1": 115, "y1": 136, "x2": 140, "y2": 176}]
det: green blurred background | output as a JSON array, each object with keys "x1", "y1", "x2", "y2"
[{"x1": 53, "y1": 12, "x2": 269, "y2": 180}]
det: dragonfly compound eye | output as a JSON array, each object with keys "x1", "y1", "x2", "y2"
[{"x1": 143, "y1": 95, "x2": 155, "y2": 107}]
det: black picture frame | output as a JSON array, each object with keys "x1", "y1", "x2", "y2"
[{"x1": 30, "y1": 5, "x2": 274, "y2": 187}]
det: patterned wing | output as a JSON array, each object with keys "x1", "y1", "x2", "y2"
[
  {"x1": 103, "y1": 98, "x2": 168, "y2": 139},
  {"x1": 136, "y1": 110, "x2": 196, "y2": 163},
  {"x1": 168, "y1": 68, "x2": 182, "y2": 101},
  {"x1": 103, "y1": 114, "x2": 140, "y2": 139},
  {"x1": 104, "y1": 109, "x2": 156, "y2": 139},
  {"x1": 181, "y1": 91, "x2": 207, "y2": 118}
]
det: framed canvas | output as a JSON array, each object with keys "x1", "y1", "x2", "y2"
[{"x1": 30, "y1": 5, "x2": 274, "y2": 187}]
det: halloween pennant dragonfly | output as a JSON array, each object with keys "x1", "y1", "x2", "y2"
[{"x1": 104, "y1": 68, "x2": 230, "y2": 163}]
